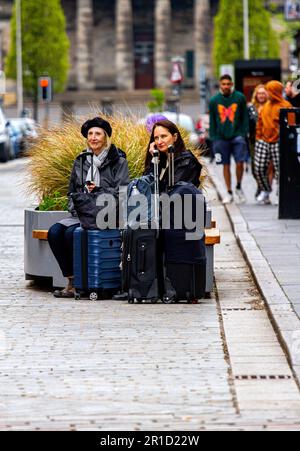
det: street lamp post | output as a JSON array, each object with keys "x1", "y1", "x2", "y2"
[
  {"x1": 243, "y1": 0, "x2": 250, "y2": 60},
  {"x1": 16, "y1": 0, "x2": 24, "y2": 116}
]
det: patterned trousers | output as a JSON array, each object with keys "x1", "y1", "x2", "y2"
[{"x1": 254, "y1": 140, "x2": 279, "y2": 192}]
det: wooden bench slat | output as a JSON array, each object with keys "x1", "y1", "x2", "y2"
[
  {"x1": 32, "y1": 228, "x2": 221, "y2": 246},
  {"x1": 32, "y1": 230, "x2": 49, "y2": 241},
  {"x1": 204, "y1": 228, "x2": 221, "y2": 245}
]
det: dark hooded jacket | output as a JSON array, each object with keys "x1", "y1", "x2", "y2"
[{"x1": 145, "y1": 150, "x2": 202, "y2": 192}]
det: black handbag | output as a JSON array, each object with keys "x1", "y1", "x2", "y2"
[{"x1": 71, "y1": 191, "x2": 100, "y2": 230}]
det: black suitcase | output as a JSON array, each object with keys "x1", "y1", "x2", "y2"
[
  {"x1": 123, "y1": 146, "x2": 206, "y2": 305},
  {"x1": 122, "y1": 228, "x2": 163, "y2": 304},
  {"x1": 123, "y1": 149, "x2": 162, "y2": 304},
  {"x1": 162, "y1": 146, "x2": 207, "y2": 304}
]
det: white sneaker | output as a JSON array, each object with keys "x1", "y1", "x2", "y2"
[
  {"x1": 222, "y1": 193, "x2": 234, "y2": 205},
  {"x1": 235, "y1": 188, "x2": 246, "y2": 204},
  {"x1": 256, "y1": 191, "x2": 271, "y2": 205}
]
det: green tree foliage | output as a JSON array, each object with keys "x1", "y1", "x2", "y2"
[
  {"x1": 147, "y1": 89, "x2": 166, "y2": 113},
  {"x1": 213, "y1": 0, "x2": 280, "y2": 75},
  {"x1": 6, "y1": 0, "x2": 69, "y2": 107}
]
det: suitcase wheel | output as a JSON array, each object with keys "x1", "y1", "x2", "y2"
[
  {"x1": 128, "y1": 289, "x2": 134, "y2": 304},
  {"x1": 75, "y1": 293, "x2": 81, "y2": 301},
  {"x1": 89, "y1": 292, "x2": 98, "y2": 302},
  {"x1": 162, "y1": 296, "x2": 174, "y2": 305},
  {"x1": 151, "y1": 299, "x2": 159, "y2": 304},
  {"x1": 191, "y1": 299, "x2": 199, "y2": 305},
  {"x1": 186, "y1": 292, "x2": 199, "y2": 304}
]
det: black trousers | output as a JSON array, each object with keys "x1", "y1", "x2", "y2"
[{"x1": 48, "y1": 224, "x2": 78, "y2": 278}]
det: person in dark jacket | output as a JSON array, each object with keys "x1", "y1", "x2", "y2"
[
  {"x1": 285, "y1": 80, "x2": 300, "y2": 108},
  {"x1": 48, "y1": 117, "x2": 130, "y2": 298},
  {"x1": 144, "y1": 119, "x2": 202, "y2": 189}
]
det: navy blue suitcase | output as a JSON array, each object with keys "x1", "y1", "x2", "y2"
[{"x1": 73, "y1": 228, "x2": 122, "y2": 301}]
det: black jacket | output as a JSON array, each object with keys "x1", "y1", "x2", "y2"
[
  {"x1": 68, "y1": 144, "x2": 130, "y2": 217},
  {"x1": 145, "y1": 150, "x2": 202, "y2": 192},
  {"x1": 287, "y1": 93, "x2": 300, "y2": 108}
]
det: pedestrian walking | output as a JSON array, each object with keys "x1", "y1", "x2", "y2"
[
  {"x1": 209, "y1": 74, "x2": 249, "y2": 204},
  {"x1": 48, "y1": 117, "x2": 130, "y2": 298},
  {"x1": 248, "y1": 84, "x2": 268, "y2": 198},
  {"x1": 254, "y1": 81, "x2": 292, "y2": 205}
]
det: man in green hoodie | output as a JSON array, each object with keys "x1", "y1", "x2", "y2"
[{"x1": 209, "y1": 75, "x2": 249, "y2": 204}]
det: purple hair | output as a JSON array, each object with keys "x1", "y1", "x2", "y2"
[{"x1": 145, "y1": 114, "x2": 168, "y2": 134}]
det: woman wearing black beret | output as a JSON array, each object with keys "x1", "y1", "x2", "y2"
[{"x1": 48, "y1": 117, "x2": 130, "y2": 298}]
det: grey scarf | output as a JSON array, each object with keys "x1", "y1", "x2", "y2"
[{"x1": 86, "y1": 148, "x2": 109, "y2": 187}]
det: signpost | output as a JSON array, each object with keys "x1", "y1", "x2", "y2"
[
  {"x1": 170, "y1": 57, "x2": 184, "y2": 124},
  {"x1": 38, "y1": 77, "x2": 52, "y2": 128},
  {"x1": 199, "y1": 65, "x2": 207, "y2": 115}
]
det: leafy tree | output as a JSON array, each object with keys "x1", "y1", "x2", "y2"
[
  {"x1": 213, "y1": 0, "x2": 280, "y2": 75},
  {"x1": 6, "y1": 0, "x2": 70, "y2": 118}
]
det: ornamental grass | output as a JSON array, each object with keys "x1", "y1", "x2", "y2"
[{"x1": 26, "y1": 112, "x2": 205, "y2": 211}]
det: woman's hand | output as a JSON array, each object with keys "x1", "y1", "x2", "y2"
[
  {"x1": 149, "y1": 142, "x2": 157, "y2": 156},
  {"x1": 86, "y1": 182, "x2": 96, "y2": 193}
]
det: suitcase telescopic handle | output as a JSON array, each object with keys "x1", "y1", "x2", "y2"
[
  {"x1": 168, "y1": 145, "x2": 175, "y2": 188},
  {"x1": 152, "y1": 149, "x2": 160, "y2": 228}
]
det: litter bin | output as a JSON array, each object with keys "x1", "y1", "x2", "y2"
[{"x1": 279, "y1": 108, "x2": 300, "y2": 219}]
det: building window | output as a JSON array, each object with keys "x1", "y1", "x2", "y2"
[{"x1": 186, "y1": 50, "x2": 194, "y2": 79}]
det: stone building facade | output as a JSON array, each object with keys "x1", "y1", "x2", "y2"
[
  {"x1": 0, "y1": 0, "x2": 218, "y2": 91},
  {"x1": 0, "y1": 0, "x2": 288, "y2": 93},
  {"x1": 65, "y1": 0, "x2": 218, "y2": 91}
]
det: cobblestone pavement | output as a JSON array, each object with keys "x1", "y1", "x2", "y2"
[{"x1": 0, "y1": 159, "x2": 300, "y2": 431}]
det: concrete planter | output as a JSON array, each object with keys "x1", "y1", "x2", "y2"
[{"x1": 24, "y1": 208, "x2": 70, "y2": 288}]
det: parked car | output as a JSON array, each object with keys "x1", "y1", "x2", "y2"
[
  {"x1": 6, "y1": 119, "x2": 24, "y2": 158},
  {"x1": 7, "y1": 118, "x2": 38, "y2": 154},
  {"x1": 140, "y1": 112, "x2": 199, "y2": 147},
  {"x1": 17, "y1": 118, "x2": 38, "y2": 140},
  {"x1": 0, "y1": 107, "x2": 14, "y2": 163}
]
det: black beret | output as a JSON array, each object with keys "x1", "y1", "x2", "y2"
[{"x1": 81, "y1": 117, "x2": 112, "y2": 138}]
